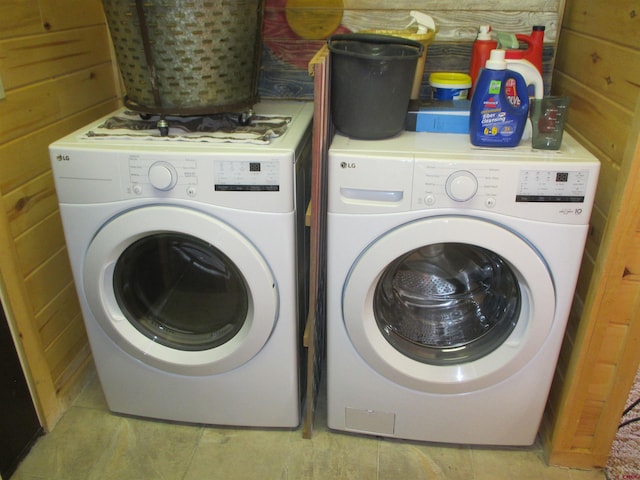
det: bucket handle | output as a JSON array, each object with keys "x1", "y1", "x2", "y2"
[
  {"x1": 134, "y1": 0, "x2": 162, "y2": 107},
  {"x1": 328, "y1": 33, "x2": 424, "y2": 57}
]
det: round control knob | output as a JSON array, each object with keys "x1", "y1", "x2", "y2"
[
  {"x1": 148, "y1": 162, "x2": 177, "y2": 191},
  {"x1": 446, "y1": 171, "x2": 478, "y2": 202}
]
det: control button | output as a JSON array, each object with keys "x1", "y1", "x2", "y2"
[
  {"x1": 445, "y1": 171, "x2": 478, "y2": 202},
  {"x1": 148, "y1": 161, "x2": 177, "y2": 191},
  {"x1": 186, "y1": 186, "x2": 197, "y2": 197},
  {"x1": 132, "y1": 184, "x2": 143, "y2": 195},
  {"x1": 485, "y1": 197, "x2": 496, "y2": 208},
  {"x1": 424, "y1": 195, "x2": 436, "y2": 206}
]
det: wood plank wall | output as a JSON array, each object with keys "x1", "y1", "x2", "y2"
[
  {"x1": 542, "y1": 0, "x2": 640, "y2": 467},
  {"x1": 540, "y1": 0, "x2": 640, "y2": 468},
  {"x1": 0, "y1": 0, "x2": 120, "y2": 430},
  {"x1": 260, "y1": 0, "x2": 563, "y2": 100}
]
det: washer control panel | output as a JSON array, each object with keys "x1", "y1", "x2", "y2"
[
  {"x1": 445, "y1": 171, "x2": 478, "y2": 202},
  {"x1": 517, "y1": 170, "x2": 589, "y2": 203},
  {"x1": 412, "y1": 158, "x2": 596, "y2": 223},
  {"x1": 328, "y1": 131, "x2": 600, "y2": 224},
  {"x1": 415, "y1": 162, "x2": 503, "y2": 210}
]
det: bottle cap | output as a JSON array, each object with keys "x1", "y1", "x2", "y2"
[
  {"x1": 408, "y1": 11, "x2": 436, "y2": 33},
  {"x1": 485, "y1": 49, "x2": 507, "y2": 70},
  {"x1": 477, "y1": 25, "x2": 493, "y2": 40}
]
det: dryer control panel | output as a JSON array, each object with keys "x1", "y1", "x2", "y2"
[{"x1": 49, "y1": 147, "x2": 298, "y2": 214}]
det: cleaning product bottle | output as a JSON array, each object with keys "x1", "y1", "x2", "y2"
[
  {"x1": 469, "y1": 49, "x2": 530, "y2": 147},
  {"x1": 407, "y1": 11, "x2": 436, "y2": 33},
  {"x1": 504, "y1": 57, "x2": 544, "y2": 141},
  {"x1": 405, "y1": 11, "x2": 437, "y2": 99},
  {"x1": 504, "y1": 57, "x2": 544, "y2": 102},
  {"x1": 468, "y1": 25, "x2": 498, "y2": 97},
  {"x1": 504, "y1": 26, "x2": 545, "y2": 75}
]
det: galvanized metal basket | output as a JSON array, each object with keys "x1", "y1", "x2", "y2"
[{"x1": 102, "y1": 0, "x2": 264, "y2": 115}]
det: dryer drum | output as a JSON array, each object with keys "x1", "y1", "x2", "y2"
[{"x1": 373, "y1": 243, "x2": 521, "y2": 366}]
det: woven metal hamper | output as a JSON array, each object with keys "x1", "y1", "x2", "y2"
[{"x1": 102, "y1": 0, "x2": 264, "y2": 115}]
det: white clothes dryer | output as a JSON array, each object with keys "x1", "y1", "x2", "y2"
[
  {"x1": 327, "y1": 131, "x2": 599, "y2": 445},
  {"x1": 50, "y1": 101, "x2": 313, "y2": 427}
]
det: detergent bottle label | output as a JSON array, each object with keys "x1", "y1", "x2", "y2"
[
  {"x1": 478, "y1": 92, "x2": 519, "y2": 140},
  {"x1": 488, "y1": 80, "x2": 501, "y2": 94},
  {"x1": 505, "y1": 78, "x2": 521, "y2": 106}
]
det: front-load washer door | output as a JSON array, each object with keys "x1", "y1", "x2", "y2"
[
  {"x1": 83, "y1": 205, "x2": 278, "y2": 376},
  {"x1": 343, "y1": 215, "x2": 556, "y2": 394}
]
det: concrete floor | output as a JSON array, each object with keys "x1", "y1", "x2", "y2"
[{"x1": 12, "y1": 370, "x2": 606, "y2": 480}]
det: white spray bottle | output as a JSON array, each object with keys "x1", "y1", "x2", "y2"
[
  {"x1": 404, "y1": 11, "x2": 436, "y2": 99},
  {"x1": 406, "y1": 11, "x2": 436, "y2": 33}
]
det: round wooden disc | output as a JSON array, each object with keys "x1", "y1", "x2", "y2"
[{"x1": 285, "y1": 0, "x2": 344, "y2": 40}]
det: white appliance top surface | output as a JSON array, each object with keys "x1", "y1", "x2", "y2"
[
  {"x1": 52, "y1": 100, "x2": 313, "y2": 154},
  {"x1": 330, "y1": 130, "x2": 599, "y2": 164}
]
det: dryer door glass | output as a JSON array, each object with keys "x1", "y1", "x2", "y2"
[
  {"x1": 373, "y1": 243, "x2": 520, "y2": 365},
  {"x1": 113, "y1": 233, "x2": 248, "y2": 351}
]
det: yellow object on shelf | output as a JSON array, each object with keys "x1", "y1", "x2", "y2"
[{"x1": 360, "y1": 27, "x2": 436, "y2": 99}]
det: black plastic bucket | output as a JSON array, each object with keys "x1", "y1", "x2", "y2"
[{"x1": 328, "y1": 34, "x2": 424, "y2": 139}]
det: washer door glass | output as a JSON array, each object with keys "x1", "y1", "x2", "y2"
[
  {"x1": 374, "y1": 243, "x2": 520, "y2": 365},
  {"x1": 113, "y1": 233, "x2": 248, "y2": 351}
]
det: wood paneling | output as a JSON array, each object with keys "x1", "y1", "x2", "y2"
[
  {"x1": 541, "y1": 3, "x2": 640, "y2": 465},
  {"x1": 555, "y1": 31, "x2": 640, "y2": 107},
  {"x1": 0, "y1": 1, "x2": 42, "y2": 40},
  {"x1": 0, "y1": 103, "x2": 120, "y2": 194},
  {"x1": 0, "y1": 0, "x2": 119, "y2": 431},
  {"x1": 0, "y1": 26, "x2": 113, "y2": 91},
  {"x1": 561, "y1": 0, "x2": 640, "y2": 47},
  {"x1": 14, "y1": 212, "x2": 65, "y2": 277},
  {"x1": 4, "y1": 173, "x2": 58, "y2": 239},
  {"x1": 0, "y1": 64, "x2": 117, "y2": 145},
  {"x1": 542, "y1": 11, "x2": 640, "y2": 457},
  {"x1": 554, "y1": 73, "x2": 632, "y2": 165}
]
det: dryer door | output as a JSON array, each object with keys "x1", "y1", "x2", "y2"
[
  {"x1": 343, "y1": 215, "x2": 555, "y2": 394},
  {"x1": 83, "y1": 206, "x2": 278, "y2": 376}
]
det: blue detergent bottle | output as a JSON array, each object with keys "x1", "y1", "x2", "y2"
[{"x1": 469, "y1": 49, "x2": 530, "y2": 147}]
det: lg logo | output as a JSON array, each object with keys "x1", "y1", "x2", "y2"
[
  {"x1": 56, "y1": 154, "x2": 70, "y2": 161},
  {"x1": 340, "y1": 162, "x2": 356, "y2": 169}
]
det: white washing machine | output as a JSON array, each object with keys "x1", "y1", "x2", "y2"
[
  {"x1": 327, "y1": 131, "x2": 600, "y2": 445},
  {"x1": 49, "y1": 101, "x2": 313, "y2": 427}
]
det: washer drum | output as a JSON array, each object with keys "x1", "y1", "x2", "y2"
[{"x1": 102, "y1": 0, "x2": 264, "y2": 115}]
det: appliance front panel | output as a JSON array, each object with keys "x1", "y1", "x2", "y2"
[
  {"x1": 82, "y1": 205, "x2": 278, "y2": 376},
  {"x1": 342, "y1": 215, "x2": 555, "y2": 394},
  {"x1": 50, "y1": 146, "x2": 295, "y2": 213},
  {"x1": 328, "y1": 133, "x2": 600, "y2": 225}
]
